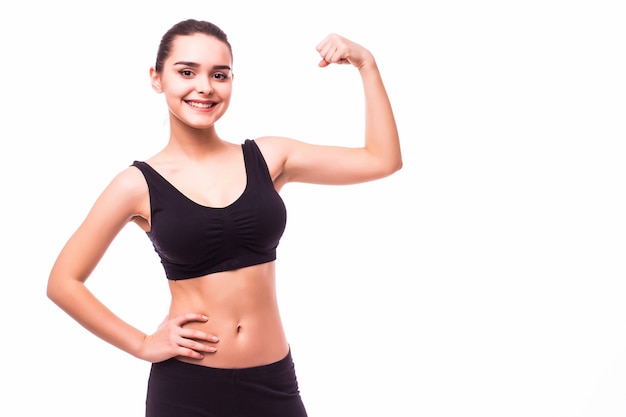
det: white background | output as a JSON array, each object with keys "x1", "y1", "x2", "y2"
[{"x1": 1, "y1": 1, "x2": 625, "y2": 416}]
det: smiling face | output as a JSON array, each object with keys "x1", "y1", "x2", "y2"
[{"x1": 150, "y1": 33, "x2": 233, "y2": 131}]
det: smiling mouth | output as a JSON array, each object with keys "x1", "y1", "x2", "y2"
[{"x1": 186, "y1": 101, "x2": 217, "y2": 109}]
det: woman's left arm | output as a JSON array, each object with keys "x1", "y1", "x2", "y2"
[{"x1": 260, "y1": 34, "x2": 402, "y2": 187}]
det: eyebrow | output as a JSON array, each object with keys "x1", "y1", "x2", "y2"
[{"x1": 173, "y1": 61, "x2": 231, "y2": 71}]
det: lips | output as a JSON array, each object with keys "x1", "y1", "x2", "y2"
[{"x1": 186, "y1": 100, "x2": 217, "y2": 109}]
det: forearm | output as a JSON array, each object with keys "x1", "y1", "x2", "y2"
[
  {"x1": 360, "y1": 62, "x2": 403, "y2": 175},
  {"x1": 47, "y1": 279, "x2": 147, "y2": 359}
]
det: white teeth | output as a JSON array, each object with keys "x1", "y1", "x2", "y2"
[{"x1": 188, "y1": 101, "x2": 213, "y2": 108}]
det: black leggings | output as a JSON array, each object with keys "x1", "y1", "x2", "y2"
[{"x1": 145, "y1": 350, "x2": 308, "y2": 417}]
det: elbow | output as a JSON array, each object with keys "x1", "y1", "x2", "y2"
[
  {"x1": 46, "y1": 274, "x2": 69, "y2": 307},
  {"x1": 372, "y1": 161, "x2": 402, "y2": 181},
  {"x1": 383, "y1": 155, "x2": 403, "y2": 178},
  {"x1": 393, "y1": 157, "x2": 403, "y2": 173},
  {"x1": 46, "y1": 278, "x2": 61, "y2": 305},
  {"x1": 382, "y1": 141, "x2": 403, "y2": 177}
]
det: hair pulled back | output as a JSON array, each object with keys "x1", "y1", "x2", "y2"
[{"x1": 154, "y1": 19, "x2": 232, "y2": 73}]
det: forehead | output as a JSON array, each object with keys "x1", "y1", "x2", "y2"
[{"x1": 167, "y1": 33, "x2": 232, "y2": 65}]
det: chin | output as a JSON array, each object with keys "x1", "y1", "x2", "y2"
[
  {"x1": 176, "y1": 114, "x2": 220, "y2": 130},
  {"x1": 189, "y1": 122, "x2": 218, "y2": 130}
]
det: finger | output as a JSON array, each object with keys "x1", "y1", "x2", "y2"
[
  {"x1": 174, "y1": 312, "x2": 209, "y2": 326},
  {"x1": 180, "y1": 337, "x2": 218, "y2": 354},
  {"x1": 315, "y1": 34, "x2": 334, "y2": 54},
  {"x1": 316, "y1": 33, "x2": 342, "y2": 49},
  {"x1": 317, "y1": 42, "x2": 333, "y2": 57},
  {"x1": 180, "y1": 328, "x2": 219, "y2": 343},
  {"x1": 316, "y1": 37, "x2": 337, "y2": 62},
  {"x1": 319, "y1": 42, "x2": 351, "y2": 66},
  {"x1": 328, "y1": 50, "x2": 349, "y2": 65},
  {"x1": 176, "y1": 346, "x2": 209, "y2": 360},
  {"x1": 318, "y1": 59, "x2": 330, "y2": 67}
]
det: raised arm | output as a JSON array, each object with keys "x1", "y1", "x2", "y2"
[{"x1": 264, "y1": 33, "x2": 402, "y2": 188}]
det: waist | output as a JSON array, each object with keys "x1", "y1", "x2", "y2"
[
  {"x1": 168, "y1": 263, "x2": 288, "y2": 368},
  {"x1": 157, "y1": 348, "x2": 296, "y2": 378}
]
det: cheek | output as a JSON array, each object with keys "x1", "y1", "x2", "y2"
[
  {"x1": 160, "y1": 75, "x2": 190, "y2": 92},
  {"x1": 216, "y1": 83, "x2": 233, "y2": 98},
  {"x1": 162, "y1": 84, "x2": 191, "y2": 108},
  {"x1": 165, "y1": 81, "x2": 190, "y2": 96}
]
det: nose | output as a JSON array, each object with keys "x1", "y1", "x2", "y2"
[{"x1": 196, "y1": 77, "x2": 213, "y2": 95}]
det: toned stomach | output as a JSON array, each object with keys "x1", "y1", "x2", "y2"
[{"x1": 167, "y1": 261, "x2": 289, "y2": 369}]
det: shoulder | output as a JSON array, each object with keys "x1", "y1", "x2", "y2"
[
  {"x1": 112, "y1": 164, "x2": 150, "y2": 195},
  {"x1": 69, "y1": 164, "x2": 151, "y2": 236},
  {"x1": 96, "y1": 164, "x2": 150, "y2": 217},
  {"x1": 252, "y1": 136, "x2": 301, "y2": 161},
  {"x1": 249, "y1": 136, "x2": 297, "y2": 181}
]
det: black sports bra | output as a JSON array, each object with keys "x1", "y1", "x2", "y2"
[{"x1": 132, "y1": 139, "x2": 287, "y2": 280}]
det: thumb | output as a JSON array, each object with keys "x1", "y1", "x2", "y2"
[{"x1": 318, "y1": 59, "x2": 330, "y2": 67}]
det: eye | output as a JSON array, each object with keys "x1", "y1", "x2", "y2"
[
  {"x1": 178, "y1": 69, "x2": 194, "y2": 77},
  {"x1": 212, "y1": 72, "x2": 230, "y2": 81}
]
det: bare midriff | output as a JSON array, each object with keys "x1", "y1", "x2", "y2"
[{"x1": 167, "y1": 261, "x2": 289, "y2": 369}]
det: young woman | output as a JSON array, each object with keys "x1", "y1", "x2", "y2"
[{"x1": 47, "y1": 19, "x2": 402, "y2": 417}]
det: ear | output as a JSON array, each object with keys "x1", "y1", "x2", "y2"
[{"x1": 149, "y1": 67, "x2": 163, "y2": 93}]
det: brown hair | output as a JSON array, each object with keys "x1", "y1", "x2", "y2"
[{"x1": 154, "y1": 19, "x2": 232, "y2": 73}]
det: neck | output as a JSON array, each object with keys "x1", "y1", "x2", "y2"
[{"x1": 166, "y1": 115, "x2": 225, "y2": 158}]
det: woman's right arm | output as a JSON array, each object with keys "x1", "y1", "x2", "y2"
[{"x1": 46, "y1": 167, "x2": 217, "y2": 362}]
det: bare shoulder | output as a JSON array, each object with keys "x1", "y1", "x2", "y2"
[
  {"x1": 110, "y1": 164, "x2": 150, "y2": 197},
  {"x1": 253, "y1": 135, "x2": 295, "y2": 154},
  {"x1": 251, "y1": 136, "x2": 295, "y2": 179},
  {"x1": 253, "y1": 136, "x2": 302, "y2": 189},
  {"x1": 252, "y1": 135, "x2": 308, "y2": 165},
  {"x1": 92, "y1": 164, "x2": 150, "y2": 226}
]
